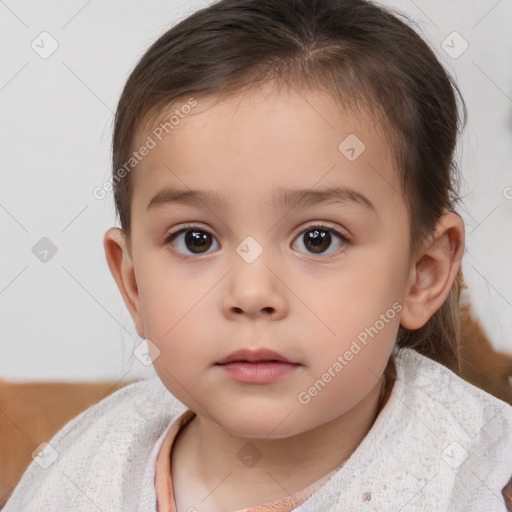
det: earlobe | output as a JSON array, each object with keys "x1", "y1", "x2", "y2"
[
  {"x1": 103, "y1": 227, "x2": 145, "y2": 338},
  {"x1": 400, "y1": 212, "x2": 465, "y2": 330}
]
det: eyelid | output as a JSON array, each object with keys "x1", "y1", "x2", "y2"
[
  {"x1": 298, "y1": 221, "x2": 350, "y2": 242},
  {"x1": 286, "y1": 221, "x2": 349, "y2": 261},
  {"x1": 164, "y1": 222, "x2": 220, "y2": 259},
  {"x1": 165, "y1": 221, "x2": 349, "y2": 242},
  {"x1": 165, "y1": 222, "x2": 214, "y2": 242},
  {"x1": 165, "y1": 221, "x2": 350, "y2": 262}
]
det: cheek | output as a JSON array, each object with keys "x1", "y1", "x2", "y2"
[
  {"x1": 310, "y1": 263, "x2": 401, "y2": 334},
  {"x1": 301, "y1": 257, "x2": 404, "y2": 387},
  {"x1": 142, "y1": 292, "x2": 210, "y2": 406},
  {"x1": 291, "y1": 341, "x2": 393, "y2": 435},
  {"x1": 135, "y1": 268, "x2": 193, "y2": 362},
  {"x1": 136, "y1": 251, "x2": 196, "y2": 333}
]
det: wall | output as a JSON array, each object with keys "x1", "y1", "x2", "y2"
[{"x1": 1, "y1": 0, "x2": 510, "y2": 381}]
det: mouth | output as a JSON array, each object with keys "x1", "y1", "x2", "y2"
[
  {"x1": 215, "y1": 349, "x2": 301, "y2": 383},
  {"x1": 215, "y1": 348, "x2": 297, "y2": 365}
]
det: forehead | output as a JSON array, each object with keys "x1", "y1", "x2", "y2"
[{"x1": 130, "y1": 83, "x2": 404, "y2": 219}]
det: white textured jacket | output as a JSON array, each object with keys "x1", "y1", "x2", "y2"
[{"x1": 4, "y1": 347, "x2": 512, "y2": 511}]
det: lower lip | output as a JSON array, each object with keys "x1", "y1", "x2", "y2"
[{"x1": 216, "y1": 362, "x2": 300, "y2": 383}]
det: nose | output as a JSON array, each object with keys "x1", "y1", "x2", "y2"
[{"x1": 222, "y1": 249, "x2": 288, "y2": 321}]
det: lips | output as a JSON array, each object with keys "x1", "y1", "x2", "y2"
[
  {"x1": 215, "y1": 348, "x2": 296, "y2": 365},
  {"x1": 215, "y1": 348, "x2": 301, "y2": 384}
]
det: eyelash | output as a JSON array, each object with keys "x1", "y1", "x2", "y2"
[{"x1": 164, "y1": 221, "x2": 350, "y2": 258}]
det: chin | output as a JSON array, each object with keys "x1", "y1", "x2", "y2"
[
  {"x1": 224, "y1": 423, "x2": 296, "y2": 440},
  {"x1": 213, "y1": 408, "x2": 310, "y2": 440}
]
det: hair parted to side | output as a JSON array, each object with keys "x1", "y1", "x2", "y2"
[{"x1": 111, "y1": 0, "x2": 467, "y2": 370}]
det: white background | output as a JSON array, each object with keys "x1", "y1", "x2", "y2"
[{"x1": 1, "y1": 0, "x2": 511, "y2": 382}]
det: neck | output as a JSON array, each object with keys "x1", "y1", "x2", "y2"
[{"x1": 172, "y1": 367, "x2": 394, "y2": 511}]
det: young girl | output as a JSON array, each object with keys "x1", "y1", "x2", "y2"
[{"x1": 5, "y1": 0, "x2": 512, "y2": 510}]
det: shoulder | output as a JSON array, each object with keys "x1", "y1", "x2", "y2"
[
  {"x1": 394, "y1": 347, "x2": 512, "y2": 430},
  {"x1": 2, "y1": 376, "x2": 187, "y2": 511},
  {"x1": 312, "y1": 347, "x2": 512, "y2": 510},
  {"x1": 393, "y1": 348, "x2": 512, "y2": 508},
  {"x1": 50, "y1": 375, "x2": 187, "y2": 441},
  {"x1": 46, "y1": 374, "x2": 188, "y2": 457},
  {"x1": 87, "y1": 375, "x2": 185, "y2": 421}
]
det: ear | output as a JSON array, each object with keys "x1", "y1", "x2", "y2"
[
  {"x1": 400, "y1": 212, "x2": 465, "y2": 330},
  {"x1": 103, "y1": 227, "x2": 146, "y2": 339}
]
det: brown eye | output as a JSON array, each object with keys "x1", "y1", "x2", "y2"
[
  {"x1": 166, "y1": 227, "x2": 219, "y2": 255},
  {"x1": 303, "y1": 229, "x2": 332, "y2": 253},
  {"x1": 292, "y1": 224, "x2": 348, "y2": 256}
]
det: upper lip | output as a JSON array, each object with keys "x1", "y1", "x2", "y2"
[{"x1": 216, "y1": 348, "x2": 297, "y2": 364}]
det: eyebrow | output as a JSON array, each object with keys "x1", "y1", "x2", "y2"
[{"x1": 146, "y1": 185, "x2": 376, "y2": 214}]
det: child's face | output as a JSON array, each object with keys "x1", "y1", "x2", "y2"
[{"x1": 124, "y1": 83, "x2": 415, "y2": 438}]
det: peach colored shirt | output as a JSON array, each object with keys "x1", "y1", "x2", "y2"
[{"x1": 154, "y1": 410, "x2": 344, "y2": 512}]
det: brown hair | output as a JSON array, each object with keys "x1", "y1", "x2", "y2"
[{"x1": 111, "y1": 0, "x2": 466, "y2": 370}]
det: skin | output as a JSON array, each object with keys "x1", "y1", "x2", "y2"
[{"x1": 104, "y1": 82, "x2": 465, "y2": 511}]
